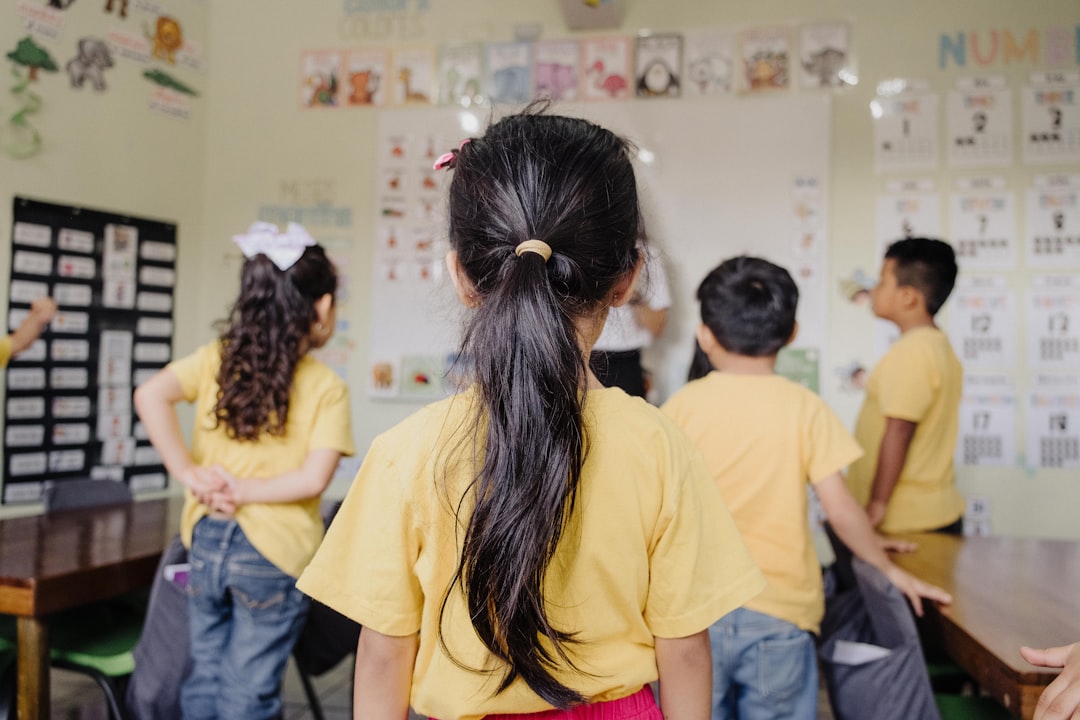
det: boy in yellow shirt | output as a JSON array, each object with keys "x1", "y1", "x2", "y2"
[
  {"x1": 663, "y1": 255, "x2": 949, "y2": 720},
  {"x1": 846, "y1": 237, "x2": 965, "y2": 534}
]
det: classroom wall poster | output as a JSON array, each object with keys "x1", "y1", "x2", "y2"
[
  {"x1": 872, "y1": 82, "x2": 939, "y2": 173},
  {"x1": 438, "y1": 43, "x2": 483, "y2": 107},
  {"x1": 1025, "y1": 175, "x2": 1080, "y2": 268},
  {"x1": 300, "y1": 49, "x2": 343, "y2": 108},
  {"x1": 949, "y1": 275, "x2": 1017, "y2": 369},
  {"x1": 738, "y1": 26, "x2": 790, "y2": 93},
  {"x1": 344, "y1": 48, "x2": 389, "y2": 107},
  {"x1": 485, "y1": 42, "x2": 531, "y2": 105},
  {"x1": 946, "y1": 77, "x2": 1013, "y2": 168},
  {"x1": 949, "y1": 178, "x2": 1017, "y2": 271},
  {"x1": 957, "y1": 374, "x2": 1016, "y2": 467},
  {"x1": 392, "y1": 47, "x2": 435, "y2": 105},
  {"x1": 1021, "y1": 72, "x2": 1080, "y2": 166},
  {"x1": 580, "y1": 36, "x2": 632, "y2": 102},
  {"x1": 634, "y1": 33, "x2": 682, "y2": 99},
  {"x1": 533, "y1": 40, "x2": 580, "y2": 102},
  {"x1": 682, "y1": 29, "x2": 735, "y2": 97},
  {"x1": 1027, "y1": 374, "x2": 1080, "y2": 470},
  {"x1": 799, "y1": 22, "x2": 853, "y2": 89},
  {"x1": 1026, "y1": 274, "x2": 1080, "y2": 371}
]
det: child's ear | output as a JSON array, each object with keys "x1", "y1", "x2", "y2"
[
  {"x1": 609, "y1": 256, "x2": 644, "y2": 307},
  {"x1": 696, "y1": 323, "x2": 720, "y2": 354},
  {"x1": 445, "y1": 251, "x2": 480, "y2": 308},
  {"x1": 898, "y1": 284, "x2": 923, "y2": 312},
  {"x1": 784, "y1": 321, "x2": 800, "y2": 347},
  {"x1": 314, "y1": 293, "x2": 333, "y2": 326}
]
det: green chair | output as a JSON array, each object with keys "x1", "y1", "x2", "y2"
[
  {"x1": 0, "y1": 479, "x2": 146, "y2": 720},
  {"x1": 934, "y1": 691, "x2": 1015, "y2": 720}
]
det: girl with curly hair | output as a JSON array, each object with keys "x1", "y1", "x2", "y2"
[{"x1": 134, "y1": 223, "x2": 354, "y2": 719}]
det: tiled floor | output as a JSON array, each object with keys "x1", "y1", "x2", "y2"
[{"x1": 50, "y1": 662, "x2": 836, "y2": 719}]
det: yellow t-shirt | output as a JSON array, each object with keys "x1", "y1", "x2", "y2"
[
  {"x1": 298, "y1": 387, "x2": 764, "y2": 720},
  {"x1": 169, "y1": 342, "x2": 355, "y2": 578},
  {"x1": 846, "y1": 326, "x2": 965, "y2": 534},
  {"x1": 0, "y1": 335, "x2": 12, "y2": 366},
  {"x1": 662, "y1": 373, "x2": 862, "y2": 634}
]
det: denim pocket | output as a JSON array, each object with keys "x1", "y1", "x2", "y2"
[{"x1": 758, "y1": 631, "x2": 814, "y2": 703}]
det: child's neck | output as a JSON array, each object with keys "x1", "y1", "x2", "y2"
[
  {"x1": 706, "y1": 348, "x2": 776, "y2": 375},
  {"x1": 893, "y1": 313, "x2": 937, "y2": 334}
]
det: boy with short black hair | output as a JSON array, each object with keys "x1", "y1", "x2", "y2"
[
  {"x1": 663, "y1": 255, "x2": 949, "y2": 720},
  {"x1": 846, "y1": 237, "x2": 965, "y2": 534}
]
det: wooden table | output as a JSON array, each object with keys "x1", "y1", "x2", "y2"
[
  {"x1": 0, "y1": 495, "x2": 182, "y2": 720},
  {"x1": 891, "y1": 532, "x2": 1080, "y2": 720}
]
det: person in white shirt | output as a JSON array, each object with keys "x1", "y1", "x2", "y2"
[{"x1": 590, "y1": 245, "x2": 670, "y2": 398}]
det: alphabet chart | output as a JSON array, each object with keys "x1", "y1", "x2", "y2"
[
  {"x1": 1026, "y1": 274, "x2": 1080, "y2": 370},
  {"x1": 957, "y1": 374, "x2": 1016, "y2": 467},
  {"x1": 1025, "y1": 175, "x2": 1080, "y2": 268},
  {"x1": 949, "y1": 178, "x2": 1016, "y2": 271},
  {"x1": 872, "y1": 84, "x2": 939, "y2": 172},
  {"x1": 4, "y1": 198, "x2": 176, "y2": 503},
  {"x1": 1027, "y1": 375, "x2": 1080, "y2": 470},
  {"x1": 948, "y1": 275, "x2": 1016, "y2": 368},
  {"x1": 1021, "y1": 72, "x2": 1080, "y2": 166},
  {"x1": 946, "y1": 78, "x2": 1013, "y2": 168}
]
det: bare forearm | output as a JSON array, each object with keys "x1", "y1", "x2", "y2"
[
  {"x1": 354, "y1": 629, "x2": 418, "y2": 720},
  {"x1": 870, "y1": 418, "x2": 917, "y2": 506},
  {"x1": 818, "y1": 475, "x2": 892, "y2": 571},
  {"x1": 655, "y1": 631, "x2": 712, "y2": 720},
  {"x1": 232, "y1": 449, "x2": 340, "y2": 504}
]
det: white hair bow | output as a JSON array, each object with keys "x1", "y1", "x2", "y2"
[{"x1": 232, "y1": 222, "x2": 316, "y2": 271}]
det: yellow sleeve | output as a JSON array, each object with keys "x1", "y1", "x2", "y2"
[
  {"x1": 0, "y1": 335, "x2": 11, "y2": 367},
  {"x1": 877, "y1": 339, "x2": 938, "y2": 423},
  {"x1": 166, "y1": 343, "x2": 215, "y2": 403},
  {"x1": 806, "y1": 399, "x2": 864, "y2": 483},
  {"x1": 309, "y1": 379, "x2": 356, "y2": 456},
  {"x1": 297, "y1": 435, "x2": 423, "y2": 635},
  {"x1": 644, "y1": 431, "x2": 764, "y2": 639}
]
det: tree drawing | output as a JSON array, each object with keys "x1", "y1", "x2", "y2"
[{"x1": 5, "y1": 36, "x2": 58, "y2": 158}]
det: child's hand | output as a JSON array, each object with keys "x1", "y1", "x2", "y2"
[
  {"x1": 883, "y1": 565, "x2": 952, "y2": 617},
  {"x1": 878, "y1": 534, "x2": 917, "y2": 553},
  {"x1": 866, "y1": 499, "x2": 887, "y2": 527},
  {"x1": 1021, "y1": 642, "x2": 1080, "y2": 720},
  {"x1": 28, "y1": 297, "x2": 57, "y2": 325},
  {"x1": 181, "y1": 466, "x2": 227, "y2": 506}
]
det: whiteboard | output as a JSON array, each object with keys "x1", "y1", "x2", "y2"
[{"x1": 370, "y1": 94, "x2": 831, "y2": 401}]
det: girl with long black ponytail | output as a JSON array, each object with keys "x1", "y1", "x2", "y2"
[{"x1": 299, "y1": 107, "x2": 764, "y2": 720}]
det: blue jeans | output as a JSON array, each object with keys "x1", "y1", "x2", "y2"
[
  {"x1": 709, "y1": 607, "x2": 818, "y2": 720},
  {"x1": 180, "y1": 517, "x2": 309, "y2": 720}
]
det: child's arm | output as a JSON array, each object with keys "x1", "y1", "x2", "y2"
[
  {"x1": 133, "y1": 368, "x2": 226, "y2": 502},
  {"x1": 9, "y1": 297, "x2": 57, "y2": 356},
  {"x1": 353, "y1": 627, "x2": 418, "y2": 720},
  {"x1": 1021, "y1": 642, "x2": 1080, "y2": 720},
  {"x1": 817, "y1": 472, "x2": 951, "y2": 616},
  {"x1": 655, "y1": 630, "x2": 712, "y2": 720},
  {"x1": 206, "y1": 448, "x2": 341, "y2": 510},
  {"x1": 866, "y1": 417, "x2": 917, "y2": 526}
]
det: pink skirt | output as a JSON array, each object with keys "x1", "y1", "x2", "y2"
[{"x1": 477, "y1": 686, "x2": 661, "y2": 720}]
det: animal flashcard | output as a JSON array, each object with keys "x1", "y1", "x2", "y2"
[
  {"x1": 66, "y1": 37, "x2": 113, "y2": 91},
  {"x1": 683, "y1": 29, "x2": 734, "y2": 96},
  {"x1": 438, "y1": 43, "x2": 483, "y2": 107},
  {"x1": 300, "y1": 50, "x2": 343, "y2": 108},
  {"x1": 799, "y1": 23, "x2": 852, "y2": 88},
  {"x1": 485, "y1": 42, "x2": 531, "y2": 105},
  {"x1": 581, "y1": 36, "x2": 631, "y2": 101},
  {"x1": 635, "y1": 33, "x2": 682, "y2": 98},
  {"x1": 533, "y1": 40, "x2": 579, "y2": 102},
  {"x1": 739, "y1": 26, "x2": 790, "y2": 92},
  {"x1": 392, "y1": 47, "x2": 435, "y2": 105},
  {"x1": 344, "y1": 48, "x2": 387, "y2": 107}
]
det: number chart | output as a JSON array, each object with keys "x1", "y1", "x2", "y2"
[
  {"x1": 1021, "y1": 73, "x2": 1080, "y2": 165},
  {"x1": 946, "y1": 81, "x2": 1013, "y2": 168},
  {"x1": 873, "y1": 89, "x2": 939, "y2": 172}
]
